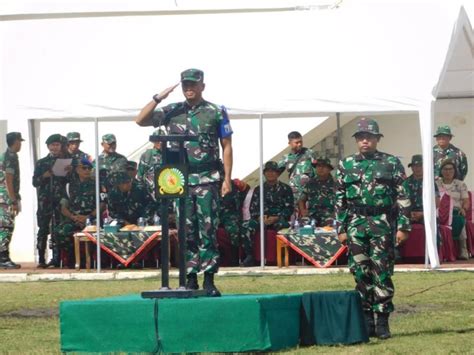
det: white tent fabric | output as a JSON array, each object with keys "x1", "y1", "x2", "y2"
[{"x1": 1, "y1": 1, "x2": 473, "y2": 267}]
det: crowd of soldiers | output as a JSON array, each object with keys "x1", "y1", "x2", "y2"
[{"x1": 0, "y1": 67, "x2": 470, "y2": 339}]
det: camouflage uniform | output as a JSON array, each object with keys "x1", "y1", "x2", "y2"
[
  {"x1": 277, "y1": 147, "x2": 315, "y2": 203},
  {"x1": 241, "y1": 179, "x2": 294, "y2": 254},
  {"x1": 151, "y1": 97, "x2": 232, "y2": 274},
  {"x1": 108, "y1": 173, "x2": 153, "y2": 225},
  {"x1": 137, "y1": 147, "x2": 162, "y2": 196},
  {"x1": 32, "y1": 144, "x2": 68, "y2": 255},
  {"x1": 0, "y1": 148, "x2": 20, "y2": 256},
  {"x1": 433, "y1": 126, "x2": 468, "y2": 181},
  {"x1": 93, "y1": 134, "x2": 127, "y2": 191},
  {"x1": 54, "y1": 174, "x2": 96, "y2": 251},
  {"x1": 301, "y1": 176, "x2": 336, "y2": 226},
  {"x1": 219, "y1": 180, "x2": 247, "y2": 247},
  {"x1": 335, "y1": 119, "x2": 411, "y2": 315}
]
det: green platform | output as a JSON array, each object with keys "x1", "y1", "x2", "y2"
[{"x1": 60, "y1": 291, "x2": 368, "y2": 353}]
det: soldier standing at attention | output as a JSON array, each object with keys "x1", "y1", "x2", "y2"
[
  {"x1": 66, "y1": 132, "x2": 91, "y2": 161},
  {"x1": 298, "y1": 157, "x2": 336, "y2": 226},
  {"x1": 433, "y1": 125, "x2": 468, "y2": 181},
  {"x1": 0, "y1": 132, "x2": 24, "y2": 269},
  {"x1": 277, "y1": 131, "x2": 315, "y2": 206},
  {"x1": 94, "y1": 134, "x2": 127, "y2": 192},
  {"x1": 32, "y1": 134, "x2": 69, "y2": 268},
  {"x1": 335, "y1": 118, "x2": 411, "y2": 340},
  {"x1": 135, "y1": 69, "x2": 233, "y2": 296},
  {"x1": 137, "y1": 128, "x2": 163, "y2": 198}
]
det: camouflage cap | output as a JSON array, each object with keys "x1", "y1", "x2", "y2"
[
  {"x1": 434, "y1": 125, "x2": 453, "y2": 137},
  {"x1": 352, "y1": 117, "x2": 383, "y2": 137},
  {"x1": 263, "y1": 161, "x2": 282, "y2": 173},
  {"x1": 126, "y1": 160, "x2": 138, "y2": 170},
  {"x1": 313, "y1": 157, "x2": 334, "y2": 170},
  {"x1": 6, "y1": 132, "x2": 25, "y2": 142},
  {"x1": 111, "y1": 172, "x2": 131, "y2": 185},
  {"x1": 102, "y1": 134, "x2": 117, "y2": 144},
  {"x1": 181, "y1": 68, "x2": 204, "y2": 82},
  {"x1": 151, "y1": 127, "x2": 167, "y2": 136},
  {"x1": 408, "y1": 154, "x2": 423, "y2": 167},
  {"x1": 45, "y1": 134, "x2": 63, "y2": 145},
  {"x1": 67, "y1": 132, "x2": 83, "y2": 142}
]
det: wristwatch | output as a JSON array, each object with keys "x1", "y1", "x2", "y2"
[{"x1": 152, "y1": 94, "x2": 161, "y2": 104}]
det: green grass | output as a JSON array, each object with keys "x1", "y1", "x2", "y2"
[{"x1": 0, "y1": 272, "x2": 473, "y2": 354}]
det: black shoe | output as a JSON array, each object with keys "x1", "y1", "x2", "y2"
[
  {"x1": 186, "y1": 273, "x2": 199, "y2": 290},
  {"x1": 376, "y1": 313, "x2": 392, "y2": 339},
  {"x1": 241, "y1": 255, "x2": 255, "y2": 267},
  {"x1": 203, "y1": 272, "x2": 221, "y2": 297},
  {"x1": 37, "y1": 250, "x2": 47, "y2": 268},
  {"x1": 0, "y1": 260, "x2": 21, "y2": 269},
  {"x1": 363, "y1": 310, "x2": 376, "y2": 337}
]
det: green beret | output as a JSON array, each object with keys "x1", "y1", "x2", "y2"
[{"x1": 45, "y1": 134, "x2": 63, "y2": 145}]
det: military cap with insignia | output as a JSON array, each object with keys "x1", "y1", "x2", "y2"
[{"x1": 352, "y1": 117, "x2": 383, "y2": 137}]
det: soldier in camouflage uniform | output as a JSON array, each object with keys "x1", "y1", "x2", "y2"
[
  {"x1": 66, "y1": 132, "x2": 91, "y2": 161},
  {"x1": 219, "y1": 178, "x2": 249, "y2": 265},
  {"x1": 93, "y1": 134, "x2": 127, "y2": 192},
  {"x1": 54, "y1": 158, "x2": 98, "y2": 260},
  {"x1": 277, "y1": 131, "x2": 316, "y2": 205},
  {"x1": 136, "y1": 68, "x2": 233, "y2": 296},
  {"x1": 137, "y1": 129, "x2": 163, "y2": 197},
  {"x1": 108, "y1": 171, "x2": 151, "y2": 225},
  {"x1": 32, "y1": 134, "x2": 69, "y2": 268},
  {"x1": 299, "y1": 157, "x2": 336, "y2": 226},
  {"x1": 335, "y1": 118, "x2": 411, "y2": 340},
  {"x1": 240, "y1": 161, "x2": 294, "y2": 266},
  {"x1": 433, "y1": 125, "x2": 468, "y2": 181},
  {"x1": 0, "y1": 132, "x2": 24, "y2": 269}
]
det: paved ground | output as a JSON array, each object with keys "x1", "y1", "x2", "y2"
[{"x1": 1, "y1": 259, "x2": 473, "y2": 282}]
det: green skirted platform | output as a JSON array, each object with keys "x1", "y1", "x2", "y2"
[{"x1": 60, "y1": 291, "x2": 368, "y2": 353}]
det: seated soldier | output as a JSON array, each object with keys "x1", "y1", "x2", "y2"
[
  {"x1": 219, "y1": 178, "x2": 250, "y2": 265},
  {"x1": 403, "y1": 154, "x2": 440, "y2": 224},
  {"x1": 240, "y1": 161, "x2": 294, "y2": 266},
  {"x1": 298, "y1": 157, "x2": 336, "y2": 226},
  {"x1": 54, "y1": 158, "x2": 99, "y2": 266},
  {"x1": 108, "y1": 171, "x2": 151, "y2": 225}
]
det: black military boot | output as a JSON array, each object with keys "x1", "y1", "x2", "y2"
[
  {"x1": 363, "y1": 310, "x2": 376, "y2": 337},
  {"x1": 186, "y1": 273, "x2": 199, "y2": 290},
  {"x1": 37, "y1": 249, "x2": 47, "y2": 268},
  {"x1": 0, "y1": 251, "x2": 21, "y2": 269},
  {"x1": 229, "y1": 246, "x2": 240, "y2": 266},
  {"x1": 203, "y1": 272, "x2": 221, "y2": 297},
  {"x1": 376, "y1": 312, "x2": 392, "y2": 339},
  {"x1": 46, "y1": 248, "x2": 60, "y2": 268}
]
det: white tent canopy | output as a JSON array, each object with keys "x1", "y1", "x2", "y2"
[{"x1": 1, "y1": 1, "x2": 473, "y2": 267}]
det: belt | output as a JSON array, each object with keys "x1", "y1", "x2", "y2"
[
  {"x1": 348, "y1": 205, "x2": 393, "y2": 216},
  {"x1": 188, "y1": 161, "x2": 221, "y2": 174}
]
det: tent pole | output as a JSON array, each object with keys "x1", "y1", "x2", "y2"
[
  {"x1": 336, "y1": 112, "x2": 342, "y2": 161},
  {"x1": 94, "y1": 117, "x2": 101, "y2": 273},
  {"x1": 259, "y1": 113, "x2": 265, "y2": 269}
]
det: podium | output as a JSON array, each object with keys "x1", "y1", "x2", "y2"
[{"x1": 142, "y1": 133, "x2": 207, "y2": 298}]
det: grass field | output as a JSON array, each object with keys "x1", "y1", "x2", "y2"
[{"x1": 0, "y1": 271, "x2": 473, "y2": 354}]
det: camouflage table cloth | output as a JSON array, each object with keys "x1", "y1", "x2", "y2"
[
  {"x1": 277, "y1": 229, "x2": 347, "y2": 268},
  {"x1": 84, "y1": 231, "x2": 161, "y2": 267}
]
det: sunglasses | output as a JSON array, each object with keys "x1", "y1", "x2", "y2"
[{"x1": 80, "y1": 165, "x2": 92, "y2": 170}]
